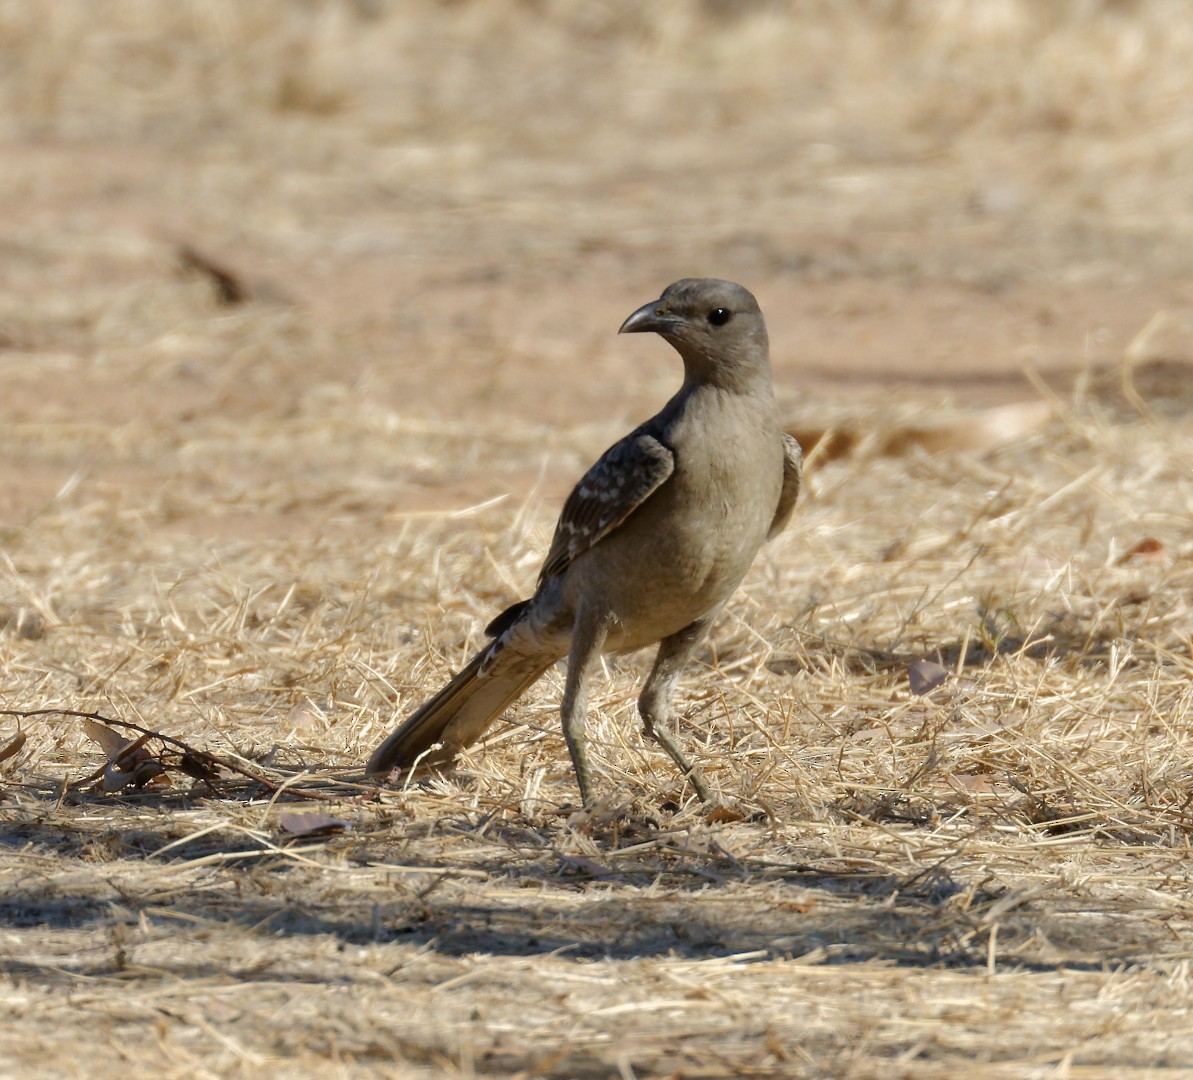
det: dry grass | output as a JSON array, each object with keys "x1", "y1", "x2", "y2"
[
  {"x1": 6, "y1": 382, "x2": 1193, "y2": 1079},
  {"x1": 3, "y1": 2, "x2": 1193, "y2": 1077}
]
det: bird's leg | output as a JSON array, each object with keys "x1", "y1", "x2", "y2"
[
  {"x1": 561, "y1": 608, "x2": 610, "y2": 808},
  {"x1": 639, "y1": 618, "x2": 716, "y2": 804}
]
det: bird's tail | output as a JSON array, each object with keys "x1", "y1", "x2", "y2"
[{"x1": 365, "y1": 644, "x2": 551, "y2": 778}]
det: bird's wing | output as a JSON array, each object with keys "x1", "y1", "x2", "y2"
[
  {"x1": 767, "y1": 432, "x2": 803, "y2": 540},
  {"x1": 537, "y1": 429, "x2": 675, "y2": 585}
]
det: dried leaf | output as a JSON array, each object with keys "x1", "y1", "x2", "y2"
[
  {"x1": 0, "y1": 730, "x2": 27, "y2": 764},
  {"x1": 102, "y1": 760, "x2": 138, "y2": 792},
  {"x1": 278, "y1": 811, "x2": 351, "y2": 836},
  {"x1": 113, "y1": 732, "x2": 154, "y2": 768},
  {"x1": 81, "y1": 723, "x2": 171, "y2": 793},
  {"x1": 1118, "y1": 537, "x2": 1166, "y2": 565},
  {"x1": 82, "y1": 718, "x2": 129, "y2": 758},
  {"x1": 177, "y1": 751, "x2": 219, "y2": 783},
  {"x1": 907, "y1": 659, "x2": 950, "y2": 696},
  {"x1": 134, "y1": 757, "x2": 169, "y2": 787}
]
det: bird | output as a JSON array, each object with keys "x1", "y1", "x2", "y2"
[{"x1": 366, "y1": 278, "x2": 802, "y2": 807}]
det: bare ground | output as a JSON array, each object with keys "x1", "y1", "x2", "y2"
[{"x1": 3, "y1": 3, "x2": 1193, "y2": 1077}]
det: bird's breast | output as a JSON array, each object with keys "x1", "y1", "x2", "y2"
[{"x1": 564, "y1": 389, "x2": 784, "y2": 648}]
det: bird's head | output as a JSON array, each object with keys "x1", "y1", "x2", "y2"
[{"x1": 618, "y1": 278, "x2": 771, "y2": 390}]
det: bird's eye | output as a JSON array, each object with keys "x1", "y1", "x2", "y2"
[{"x1": 707, "y1": 307, "x2": 731, "y2": 326}]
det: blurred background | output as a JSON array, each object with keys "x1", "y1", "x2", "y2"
[{"x1": 2, "y1": 0, "x2": 1192, "y2": 532}]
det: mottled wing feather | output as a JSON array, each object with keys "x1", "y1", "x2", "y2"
[
  {"x1": 767, "y1": 432, "x2": 803, "y2": 540},
  {"x1": 537, "y1": 431, "x2": 675, "y2": 585}
]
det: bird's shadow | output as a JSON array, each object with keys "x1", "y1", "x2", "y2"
[{"x1": 0, "y1": 794, "x2": 1174, "y2": 986}]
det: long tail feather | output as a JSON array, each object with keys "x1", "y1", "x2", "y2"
[{"x1": 365, "y1": 646, "x2": 549, "y2": 777}]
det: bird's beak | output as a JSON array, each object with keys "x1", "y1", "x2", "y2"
[{"x1": 618, "y1": 299, "x2": 681, "y2": 335}]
